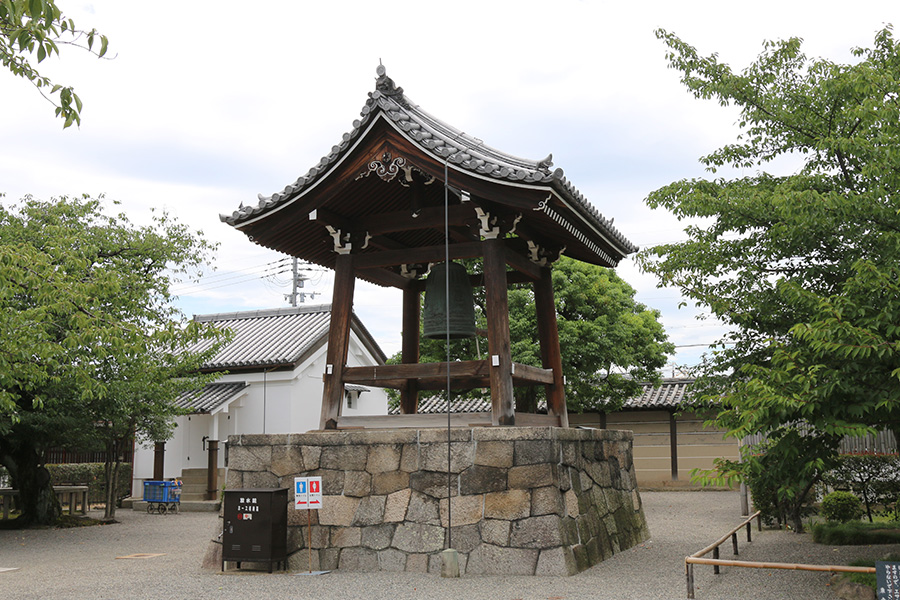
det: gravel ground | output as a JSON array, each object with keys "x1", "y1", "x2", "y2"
[{"x1": 0, "y1": 491, "x2": 894, "y2": 600}]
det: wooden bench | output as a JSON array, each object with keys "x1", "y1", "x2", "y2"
[{"x1": 0, "y1": 485, "x2": 89, "y2": 519}]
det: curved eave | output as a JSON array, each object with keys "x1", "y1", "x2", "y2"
[{"x1": 221, "y1": 75, "x2": 636, "y2": 264}]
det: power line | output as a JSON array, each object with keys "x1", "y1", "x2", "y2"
[
  {"x1": 174, "y1": 267, "x2": 292, "y2": 295},
  {"x1": 171, "y1": 258, "x2": 292, "y2": 293}
]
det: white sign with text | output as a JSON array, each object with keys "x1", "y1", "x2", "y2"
[{"x1": 294, "y1": 476, "x2": 323, "y2": 510}]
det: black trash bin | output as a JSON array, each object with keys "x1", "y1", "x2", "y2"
[{"x1": 222, "y1": 488, "x2": 288, "y2": 572}]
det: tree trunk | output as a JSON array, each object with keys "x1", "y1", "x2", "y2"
[
  {"x1": 103, "y1": 438, "x2": 123, "y2": 521},
  {"x1": 1, "y1": 440, "x2": 60, "y2": 526},
  {"x1": 789, "y1": 504, "x2": 805, "y2": 533},
  {"x1": 788, "y1": 479, "x2": 819, "y2": 534}
]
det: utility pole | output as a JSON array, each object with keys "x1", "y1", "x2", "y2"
[{"x1": 285, "y1": 258, "x2": 319, "y2": 306}]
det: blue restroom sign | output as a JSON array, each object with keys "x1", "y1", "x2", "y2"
[{"x1": 294, "y1": 476, "x2": 322, "y2": 510}]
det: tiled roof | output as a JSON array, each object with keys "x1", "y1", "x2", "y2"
[
  {"x1": 220, "y1": 66, "x2": 636, "y2": 258},
  {"x1": 176, "y1": 382, "x2": 248, "y2": 414},
  {"x1": 624, "y1": 378, "x2": 695, "y2": 410},
  {"x1": 191, "y1": 305, "x2": 385, "y2": 370},
  {"x1": 389, "y1": 378, "x2": 695, "y2": 414},
  {"x1": 409, "y1": 396, "x2": 493, "y2": 415},
  {"x1": 345, "y1": 383, "x2": 371, "y2": 393}
]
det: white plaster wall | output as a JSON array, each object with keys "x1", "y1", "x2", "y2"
[
  {"x1": 343, "y1": 332, "x2": 389, "y2": 417},
  {"x1": 131, "y1": 439, "x2": 154, "y2": 496},
  {"x1": 130, "y1": 327, "x2": 389, "y2": 496}
]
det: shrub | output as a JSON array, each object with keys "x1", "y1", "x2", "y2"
[
  {"x1": 824, "y1": 453, "x2": 900, "y2": 521},
  {"x1": 821, "y1": 490, "x2": 864, "y2": 523},
  {"x1": 813, "y1": 521, "x2": 900, "y2": 545}
]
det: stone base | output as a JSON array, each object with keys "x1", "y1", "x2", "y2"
[{"x1": 226, "y1": 427, "x2": 649, "y2": 576}]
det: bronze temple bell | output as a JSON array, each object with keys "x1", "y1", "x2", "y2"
[{"x1": 422, "y1": 262, "x2": 476, "y2": 339}]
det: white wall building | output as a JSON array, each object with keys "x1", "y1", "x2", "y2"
[{"x1": 131, "y1": 305, "x2": 388, "y2": 497}]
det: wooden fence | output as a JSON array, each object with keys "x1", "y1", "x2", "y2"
[
  {"x1": 685, "y1": 510, "x2": 876, "y2": 598},
  {"x1": 43, "y1": 448, "x2": 133, "y2": 465},
  {"x1": 743, "y1": 429, "x2": 897, "y2": 455}
]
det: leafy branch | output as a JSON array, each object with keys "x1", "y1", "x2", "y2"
[{"x1": 0, "y1": 0, "x2": 110, "y2": 127}]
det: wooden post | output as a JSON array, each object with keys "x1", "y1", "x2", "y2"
[
  {"x1": 400, "y1": 284, "x2": 420, "y2": 414},
  {"x1": 732, "y1": 532, "x2": 739, "y2": 556},
  {"x1": 153, "y1": 442, "x2": 165, "y2": 480},
  {"x1": 746, "y1": 521, "x2": 752, "y2": 543},
  {"x1": 206, "y1": 440, "x2": 219, "y2": 501},
  {"x1": 534, "y1": 266, "x2": 568, "y2": 427},
  {"x1": 482, "y1": 238, "x2": 514, "y2": 426},
  {"x1": 713, "y1": 546, "x2": 720, "y2": 574},
  {"x1": 669, "y1": 410, "x2": 679, "y2": 481},
  {"x1": 686, "y1": 562, "x2": 695, "y2": 599},
  {"x1": 319, "y1": 253, "x2": 356, "y2": 430}
]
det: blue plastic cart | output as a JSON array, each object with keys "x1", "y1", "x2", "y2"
[{"x1": 143, "y1": 480, "x2": 182, "y2": 514}]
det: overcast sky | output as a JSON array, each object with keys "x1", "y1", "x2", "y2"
[{"x1": 2, "y1": 1, "x2": 895, "y2": 371}]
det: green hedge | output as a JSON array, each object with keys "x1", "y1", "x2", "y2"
[
  {"x1": 812, "y1": 520, "x2": 900, "y2": 545},
  {"x1": 0, "y1": 463, "x2": 132, "y2": 505}
]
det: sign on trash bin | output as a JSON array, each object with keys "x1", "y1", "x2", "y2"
[{"x1": 294, "y1": 476, "x2": 322, "y2": 510}]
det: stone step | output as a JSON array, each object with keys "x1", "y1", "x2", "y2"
[
  {"x1": 180, "y1": 482, "x2": 207, "y2": 492},
  {"x1": 177, "y1": 469, "x2": 225, "y2": 485},
  {"x1": 180, "y1": 492, "x2": 214, "y2": 502}
]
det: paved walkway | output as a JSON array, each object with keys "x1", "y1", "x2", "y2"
[{"x1": 0, "y1": 491, "x2": 894, "y2": 599}]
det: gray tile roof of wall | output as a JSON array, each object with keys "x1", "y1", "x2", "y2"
[
  {"x1": 391, "y1": 378, "x2": 695, "y2": 414},
  {"x1": 220, "y1": 66, "x2": 636, "y2": 257},
  {"x1": 191, "y1": 305, "x2": 385, "y2": 370},
  {"x1": 176, "y1": 382, "x2": 248, "y2": 414},
  {"x1": 626, "y1": 378, "x2": 695, "y2": 409}
]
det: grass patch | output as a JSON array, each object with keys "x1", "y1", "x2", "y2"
[
  {"x1": 812, "y1": 520, "x2": 900, "y2": 545},
  {"x1": 839, "y1": 553, "x2": 900, "y2": 590}
]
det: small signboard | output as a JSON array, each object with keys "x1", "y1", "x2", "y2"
[
  {"x1": 877, "y1": 561, "x2": 900, "y2": 600},
  {"x1": 294, "y1": 476, "x2": 323, "y2": 510},
  {"x1": 294, "y1": 477, "x2": 308, "y2": 509},
  {"x1": 308, "y1": 476, "x2": 322, "y2": 508}
]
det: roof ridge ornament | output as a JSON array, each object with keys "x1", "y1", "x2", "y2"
[
  {"x1": 375, "y1": 63, "x2": 404, "y2": 98},
  {"x1": 537, "y1": 154, "x2": 553, "y2": 173}
]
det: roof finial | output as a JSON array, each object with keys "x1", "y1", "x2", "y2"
[{"x1": 375, "y1": 62, "x2": 403, "y2": 97}]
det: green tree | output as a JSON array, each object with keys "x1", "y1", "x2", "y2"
[
  {"x1": 409, "y1": 257, "x2": 673, "y2": 413},
  {"x1": 0, "y1": 195, "x2": 225, "y2": 525},
  {"x1": 637, "y1": 27, "x2": 900, "y2": 531},
  {"x1": 1, "y1": 0, "x2": 109, "y2": 127}
]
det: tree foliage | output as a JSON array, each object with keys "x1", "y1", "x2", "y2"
[
  {"x1": 409, "y1": 257, "x2": 673, "y2": 413},
  {"x1": 639, "y1": 26, "x2": 900, "y2": 529},
  {"x1": 0, "y1": 195, "x2": 226, "y2": 524},
  {"x1": 825, "y1": 454, "x2": 900, "y2": 522},
  {"x1": 1, "y1": 0, "x2": 109, "y2": 127}
]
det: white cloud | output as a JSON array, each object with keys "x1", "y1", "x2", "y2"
[{"x1": 2, "y1": 0, "x2": 895, "y2": 367}]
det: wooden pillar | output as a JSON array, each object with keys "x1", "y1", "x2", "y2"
[
  {"x1": 153, "y1": 442, "x2": 165, "y2": 480},
  {"x1": 669, "y1": 410, "x2": 679, "y2": 481},
  {"x1": 483, "y1": 238, "x2": 514, "y2": 425},
  {"x1": 534, "y1": 266, "x2": 568, "y2": 428},
  {"x1": 206, "y1": 440, "x2": 218, "y2": 501},
  {"x1": 319, "y1": 253, "x2": 356, "y2": 430},
  {"x1": 399, "y1": 284, "x2": 420, "y2": 414}
]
